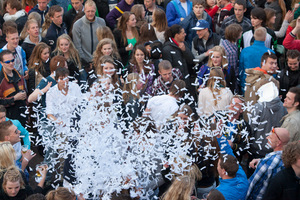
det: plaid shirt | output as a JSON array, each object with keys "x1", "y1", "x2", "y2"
[
  {"x1": 246, "y1": 151, "x2": 284, "y2": 200},
  {"x1": 220, "y1": 39, "x2": 239, "y2": 77},
  {"x1": 152, "y1": 68, "x2": 182, "y2": 96}
]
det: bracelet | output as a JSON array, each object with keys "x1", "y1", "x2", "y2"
[{"x1": 290, "y1": 31, "x2": 296, "y2": 38}]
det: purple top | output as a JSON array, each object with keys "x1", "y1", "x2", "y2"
[
  {"x1": 105, "y1": 0, "x2": 133, "y2": 29},
  {"x1": 132, "y1": 64, "x2": 155, "y2": 96}
]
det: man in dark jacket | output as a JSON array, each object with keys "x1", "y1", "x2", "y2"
[
  {"x1": 277, "y1": 50, "x2": 300, "y2": 101},
  {"x1": 0, "y1": 50, "x2": 27, "y2": 126},
  {"x1": 220, "y1": 0, "x2": 251, "y2": 38},
  {"x1": 64, "y1": 0, "x2": 84, "y2": 33},
  {"x1": 28, "y1": 0, "x2": 49, "y2": 25},
  {"x1": 45, "y1": 5, "x2": 67, "y2": 51},
  {"x1": 191, "y1": 20, "x2": 221, "y2": 67},
  {"x1": 180, "y1": 0, "x2": 212, "y2": 49}
]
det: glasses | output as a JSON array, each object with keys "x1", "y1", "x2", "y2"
[
  {"x1": 2, "y1": 59, "x2": 15, "y2": 64},
  {"x1": 272, "y1": 127, "x2": 281, "y2": 141}
]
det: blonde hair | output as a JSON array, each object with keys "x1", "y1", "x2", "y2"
[
  {"x1": 28, "y1": 11, "x2": 42, "y2": 27},
  {"x1": 96, "y1": 26, "x2": 115, "y2": 42},
  {"x1": 42, "y1": 13, "x2": 51, "y2": 37},
  {"x1": 53, "y1": 34, "x2": 81, "y2": 69},
  {"x1": 93, "y1": 38, "x2": 120, "y2": 65},
  {"x1": 84, "y1": 0, "x2": 96, "y2": 9},
  {"x1": 46, "y1": 187, "x2": 76, "y2": 200},
  {"x1": 207, "y1": 46, "x2": 228, "y2": 69},
  {"x1": 20, "y1": 19, "x2": 38, "y2": 40},
  {"x1": 162, "y1": 176, "x2": 195, "y2": 200},
  {"x1": 123, "y1": 73, "x2": 140, "y2": 104},
  {"x1": 0, "y1": 142, "x2": 16, "y2": 172},
  {"x1": 2, "y1": 166, "x2": 25, "y2": 194},
  {"x1": 207, "y1": 67, "x2": 226, "y2": 106}
]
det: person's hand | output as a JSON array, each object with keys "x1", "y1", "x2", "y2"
[
  {"x1": 38, "y1": 165, "x2": 48, "y2": 177},
  {"x1": 284, "y1": 10, "x2": 294, "y2": 22},
  {"x1": 178, "y1": 42, "x2": 186, "y2": 51},
  {"x1": 216, "y1": 0, "x2": 221, "y2": 7},
  {"x1": 249, "y1": 158, "x2": 260, "y2": 169},
  {"x1": 14, "y1": 91, "x2": 27, "y2": 101},
  {"x1": 41, "y1": 82, "x2": 52, "y2": 94},
  {"x1": 227, "y1": 140, "x2": 233, "y2": 147},
  {"x1": 180, "y1": 17, "x2": 184, "y2": 21},
  {"x1": 24, "y1": 71, "x2": 29, "y2": 80},
  {"x1": 205, "y1": 49, "x2": 212, "y2": 56},
  {"x1": 125, "y1": 43, "x2": 133, "y2": 51},
  {"x1": 143, "y1": 108, "x2": 151, "y2": 116},
  {"x1": 22, "y1": 150, "x2": 36, "y2": 163}
]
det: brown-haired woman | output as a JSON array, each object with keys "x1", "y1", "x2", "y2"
[{"x1": 113, "y1": 11, "x2": 139, "y2": 67}]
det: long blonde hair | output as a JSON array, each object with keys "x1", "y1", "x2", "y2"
[
  {"x1": 123, "y1": 73, "x2": 140, "y2": 104},
  {"x1": 0, "y1": 142, "x2": 16, "y2": 172},
  {"x1": 53, "y1": 34, "x2": 81, "y2": 69},
  {"x1": 207, "y1": 46, "x2": 228, "y2": 69},
  {"x1": 93, "y1": 38, "x2": 120, "y2": 65},
  {"x1": 207, "y1": 67, "x2": 227, "y2": 106}
]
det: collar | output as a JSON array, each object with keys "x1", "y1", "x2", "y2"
[
  {"x1": 171, "y1": 38, "x2": 179, "y2": 47},
  {"x1": 254, "y1": 67, "x2": 268, "y2": 74},
  {"x1": 1, "y1": 68, "x2": 21, "y2": 83}
]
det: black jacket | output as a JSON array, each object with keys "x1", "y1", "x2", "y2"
[
  {"x1": 113, "y1": 29, "x2": 131, "y2": 67},
  {"x1": 64, "y1": 7, "x2": 78, "y2": 33},
  {"x1": 162, "y1": 40, "x2": 194, "y2": 88},
  {"x1": 45, "y1": 22, "x2": 67, "y2": 51},
  {"x1": 263, "y1": 167, "x2": 300, "y2": 200},
  {"x1": 21, "y1": 36, "x2": 50, "y2": 61}
]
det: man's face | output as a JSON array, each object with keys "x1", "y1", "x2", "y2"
[
  {"x1": 1, "y1": 54, "x2": 15, "y2": 74},
  {"x1": 159, "y1": 68, "x2": 173, "y2": 83},
  {"x1": 196, "y1": 28, "x2": 208, "y2": 39},
  {"x1": 125, "y1": 0, "x2": 134, "y2": 5},
  {"x1": 266, "y1": 128, "x2": 280, "y2": 149},
  {"x1": 262, "y1": 57, "x2": 277, "y2": 74},
  {"x1": 57, "y1": 76, "x2": 69, "y2": 90},
  {"x1": 6, "y1": 32, "x2": 19, "y2": 49},
  {"x1": 7, "y1": 124, "x2": 21, "y2": 145},
  {"x1": 193, "y1": 4, "x2": 205, "y2": 18},
  {"x1": 234, "y1": 4, "x2": 245, "y2": 19},
  {"x1": 283, "y1": 92, "x2": 298, "y2": 109},
  {"x1": 287, "y1": 57, "x2": 299, "y2": 71},
  {"x1": 51, "y1": 10, "x2": 63, "y2": 26},
  {"x1": 228, "y1": 98, "x2": 243, "y2": 115},
  {"x1": 71, "y1": 0, "x2": 83, "y2": 11},
  {"x1": 0, "y1": 112, "x2": 6, "y2": 123},
  {"x1": 144, "y1": 0, "x2": 155, "y2": 9},
  {"x1": 38, "y1": 0, "x2": 48, "y2": 11},
  {"x1": 27, "y1": 23, "x2": 39, "y2": 37},
  {"x1": 84, "y1": 5, "x2": 96, "y2": 21}
]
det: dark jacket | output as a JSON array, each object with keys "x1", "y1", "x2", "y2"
[
  {"x1": 64, "y1": 7, "x2": 78, "y2": 33},
  {"x1": 93, "y1": 0, "x2": 110, "y2": 20},
  {"x1": 28, "y1": 5, "x2": 49, "y2": 25},
  {"x1": 45, "y1": 22, "x2": 67, "y2": 51},
  {"x1": 220, "y1": 15, "x2": 252, "y2": 38},
  {"x1": 105, "y1": 0, "x2": 133, "y2": 29},
  {"x1": 0, "y1": 69, "x2": 27, "y2": 125},
  {"x1": 21, "y1": 35, "x2": 49, "y2": 61},
  {"x1": 277, "y1": 65, "x2": 300, "y2": 101},
  {"x1": 113, "y1": 29, "x2": 131, "y2": 67},
  {"x1": 262, "y1": 167, "x2": 300, "y2": 200},
  {"x1": 162, "y1": 40, "x2": 194, "y2": 87},
  {"x1": 192, "y1": 30, "x2": 221, "y2": 65},
  {"x1": 27, "y1": 62, "x2": 51, "y2": 94},
  {"x1": 180, "y1": 11, "x2": 212, "y2": 49}
]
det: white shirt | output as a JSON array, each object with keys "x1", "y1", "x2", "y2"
[
  {"x1": 46, "y1": 82, "x2": 82, "y2": 125},
  {"x1": 147, "y1": 95, "x2": 179, "y2": 128}
]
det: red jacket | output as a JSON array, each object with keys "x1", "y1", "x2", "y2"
[{"x1": 283, "y1": 32, "x2": 300, "y2": 51}]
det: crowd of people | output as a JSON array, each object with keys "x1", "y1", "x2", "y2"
[{"x1": 0, "y1": 0, "x2": 300, "y2": 199}]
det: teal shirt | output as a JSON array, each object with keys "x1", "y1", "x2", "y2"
[{"x1": 6, "y1": 118, "x2": 30, "y2": 148}]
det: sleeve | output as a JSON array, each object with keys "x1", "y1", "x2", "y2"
[
  {"x1": 113, "y1": 29, "x2": 127, "y2": 57},
  {"x1": 105, "y1": 8, "x2": 119, "y2": 29},
  {"x1": 45, "y1": 89, "x2": 55, "y2": 116},
  {"x1": 262, "y1": 173, "x2": 283, "y2": 200},
  {"x1": 72, "y1": 23, "x2": 84, "y2": 58},
  {"x1": 13, "y1": 119, "x2": 30, "y2": 148},
  {"x1": 162, "y1": 46, "x2": 173, "y2": 64},
  {"x1": 182, "y1": 43, "x2": 195, "y2": 71},
  {"x1": 166, "y1": 3, "x2": 181, "y2": 26},
  {"x1": 207, "y1": 6, "x2": 219, "y2": 18},
  {"x1": 283, "y1": 32, "x2": 300, "y2": 51},
  {"x1": 219, "y1": 20, "x2": 227, "y2": 38},
  {"x1": 21, "y1": 49, "x2": 28, "y2": 72},
  {"x1": 191, "y1": 42, "x2": 207, "y2": 63},
  {"x1": 274, "y1": 20, "x2": 289, "y2": 38},
  {"x1": 0, "y1": 96, "x2": 15, "y2": 106}
]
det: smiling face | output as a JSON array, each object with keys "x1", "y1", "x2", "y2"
[
  {"x1": 287, "y1": 57, "x2": 299, "y2": 71},
  {"x1": 1, "y1": 53, "x2": 15, "y2": 74},
  {"x1": 126, "y1": 14, "x2": 137, "y2": 28},
  {"x1": 7, "y1": 124, "x2": 21, "y2": 145},
  {"x1": 41, "y1": 48, "x2": 50, "y2": 62},
  {"x1": 174, "y1": 28, "x2": 186, "y2": 43},
  {"x1": 211, "y1": 52, "x2": 222, "y2": 67},
  {"x1": 283, "y1": 92, "x2": 298, "y2": 110},
  {"x1": 101, "y1": 44, "x2": 113, "y2": 56},
  {"x1": 103, "y1": 62, "x2": 115, "y2": 76},
  {"x1": 5, "y1": 181, "x2": 20, "y2": 197},
  {"x1": 6, "y1": 32, "x2": 19, "y2": 49},
  {"x1": 135, "y1": 49, "x2": 145, "y2": 64},
  {"x1": 59, "y1": 38, "x2": 70, "y2": 54}
]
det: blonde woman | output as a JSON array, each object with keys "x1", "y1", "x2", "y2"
[
  {"x1": 197, "y1": 45, "x2": 235, "y2": 91},
  {"x1": 198, "y1": 67, "x2": 233, "y2": 116},
  {"x1": 52, "y1": 34, "x2": 81, "y2": 79}
]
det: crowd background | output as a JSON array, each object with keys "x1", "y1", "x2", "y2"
[{"x1": 0, "y1": 0, "x2": 300, "y2": 199}]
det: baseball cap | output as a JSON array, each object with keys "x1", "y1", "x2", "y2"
[{"x1": 192, "y1": 20, "x2": 210, "y2": 30}]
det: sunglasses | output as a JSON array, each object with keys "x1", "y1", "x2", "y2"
[
  {"x1": 2, "y1": 59, "x2": 15, "y2": 64},
  {"x1": 272, "y1": 127, "x2": 281, "y2": 141}
]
